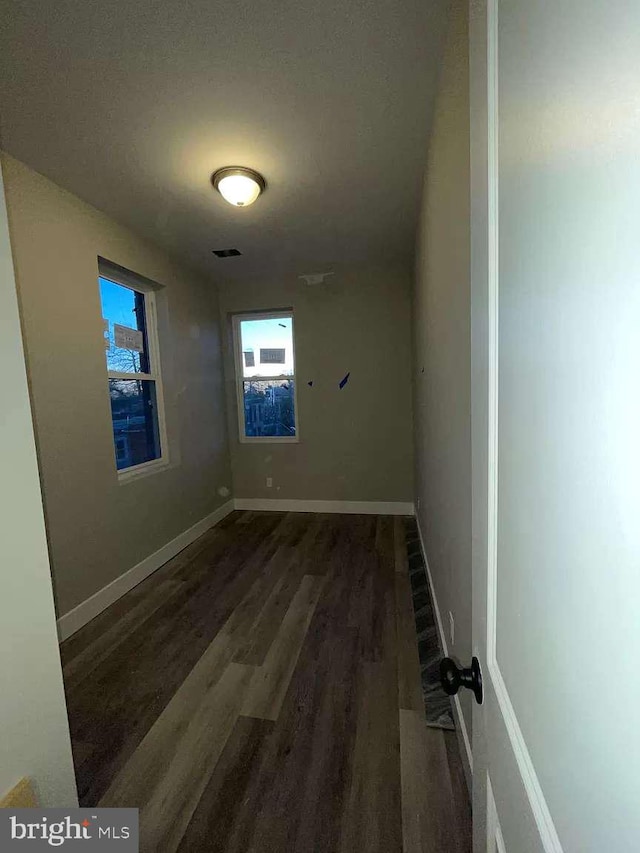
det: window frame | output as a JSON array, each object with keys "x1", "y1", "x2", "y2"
[
  {"x1": 99, "y1": 265, "x2": 169, "y2": 482},
  {"x1": 231, "y1": 310, "x2": 300, "y2": 444}
]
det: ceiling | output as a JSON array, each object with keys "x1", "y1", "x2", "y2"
[{"x1": 0, "y1": 0, "x2": 447, "y2": 283}]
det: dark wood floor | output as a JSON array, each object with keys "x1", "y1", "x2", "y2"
[{"x1": 61, "y1": 511, "x2": 471, "y2": 852}]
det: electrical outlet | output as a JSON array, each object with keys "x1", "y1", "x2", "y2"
[
  {"x1": 448, "y1": 611, "x2": 455, "y2": 647},
  {"x1": 266, "y1": 477, "x2": 273, "y2": 488}
]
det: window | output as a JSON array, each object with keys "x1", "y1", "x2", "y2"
[
  {"x1": 232, "y1": 311, "x2": 298, "y2": 442},
  {"x1": 98, "y1": 262, "x2": 167, "y2": 477}
]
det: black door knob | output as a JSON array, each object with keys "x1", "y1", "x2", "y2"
[{"x1": 440, "y1": 656, "x2": 483, "y2": 705}]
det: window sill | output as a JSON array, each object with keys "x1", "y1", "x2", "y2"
[
  {"x1": 238, "y1": 436, "x2": 299, "y2": 445},
  {"x1": 118, "y1": 458, "x2": 170, "y2": 484}
]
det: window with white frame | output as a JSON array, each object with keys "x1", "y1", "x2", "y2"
[
  {"x1": 98, "y1": 261, "x2": 167, "y2": 475},
  {"x1": 232, "y1": 311, "x2": 298, "y2": 442}
]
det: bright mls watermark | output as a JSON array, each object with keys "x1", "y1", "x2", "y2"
[{"x1": 0, "y1": 809, "x2": 138, "y2": 850}]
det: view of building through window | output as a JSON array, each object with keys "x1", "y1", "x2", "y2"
[
  {"x1": 235, "y1": 314, "x2": 297, "y2": 439},
  {"x1": 99, "y1": 273, "x2": 162, "y2": 471}
]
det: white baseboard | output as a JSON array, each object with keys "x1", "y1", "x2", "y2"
[
  {"x1": 56, "y1": 500, "x2": 234, "y2": 641},
  {"x1": 415, "y1": 516, "x2": 473, "y2": 789},
  {"x1": 233, "y1": 498, "x2": 415, "y2": 516}
]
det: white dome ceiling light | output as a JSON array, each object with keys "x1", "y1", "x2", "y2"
[{"x1": 211, "y1": 166, "x2": 266, "y2": 207}]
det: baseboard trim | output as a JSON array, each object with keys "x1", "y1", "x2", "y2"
[
  {"x1": 415, "y1": 516, "x2": 473, "y2": 789},
  {"x1": 233, "y1": 498, "x2": 415, "y2": 516},
  {"x1": 56, "y1": 500, "x2": 235, "y2": 641}
]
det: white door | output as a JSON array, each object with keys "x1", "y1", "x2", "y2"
[{"x1": 469, "y1": 1, "x2": 640, "y2": 851}]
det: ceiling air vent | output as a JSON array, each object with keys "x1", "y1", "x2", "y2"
[{"x1": 212, "y1": 248, "x2": 241, "y2": 258}]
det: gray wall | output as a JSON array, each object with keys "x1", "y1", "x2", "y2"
[
  {"x1": 413, "y1": 0, "x2": 472, "y2": 735},
  {"x1": 0, "y1": 162, "x2": 77, "y2": 806},
  {"x1": 2, "y1": 153, "x2": 232, "y2": 618},
  {"x1": 218, "y1": 265, "x2": 414, "y2": 502}
]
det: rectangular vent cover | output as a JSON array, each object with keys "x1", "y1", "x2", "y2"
[{"x1": 212, "y1": 248, "x2": 241, "y2": 258}]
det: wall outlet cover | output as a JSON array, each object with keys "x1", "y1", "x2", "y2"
[{"x1": 266, "y1": 477, "x2": 273, "y2": 488}]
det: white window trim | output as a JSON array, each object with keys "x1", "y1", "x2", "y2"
[
  {"x1": 232, "y1": 310, "x2": 300, "y2": 444},
  {"x1": 100, "y1": 270, "x2": 169, "y2": 482}
]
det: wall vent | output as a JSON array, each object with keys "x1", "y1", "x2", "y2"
[
  {"x1": 299, "y1": 272, "x2": 334, "y2": 285},
  {"x1": 212, "y1": 248, "x2": 241, "y2": 258}
]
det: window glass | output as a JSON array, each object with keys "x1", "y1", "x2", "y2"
[
  {"x1": 234, "y1": 314, "x2": 297, "y2": 440},
  {"x1": 100, "y1": 276, "x2": 150, "y2": 374},
  {"x1": 242, "y1": 379, "x2": 296, "y2": 437},
  {"x1": 239, "y1": 317, "x2": 294, "y2": 379},
  {"x1": 109, "y1": 379, "x2": 161, "y2": 470}
]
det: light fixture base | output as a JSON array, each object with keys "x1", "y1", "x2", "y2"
[{"x1": 211, "y1": 166, "x2": 266, "y2": 207}]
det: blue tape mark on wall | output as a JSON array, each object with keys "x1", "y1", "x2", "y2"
[{"x1": 339, "y1": 372, "x2": 350, "y2": 389}]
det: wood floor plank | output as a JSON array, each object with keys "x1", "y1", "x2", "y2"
[
  {"x1": 288, "y1": 626, "x2": 361, "y2": 853},
  {"x1": 176, "y1": 715, "x2": 275, "y2": 852},
  {"x1": 401, "y1": 708, "x2": 435, "y2": 853},
  {"x1": 62, "y1": 578, "x2": 183, "y2": 684},
  {"x1": 240, "y1": 574, "x2": 325, "y2": 721},
  {"x1": 232, "y1": 548, "x2": 304, "y2": 665},
  {"x1": 375, "y1": 514, "x2": 395, "y2": 567},
  {"x1": 294, "y1": 513, "x2": 337, "y2": 576},
  {"x1": 444, "y1": 731, "x2": 473, "y2": 847},
  {"x1": 396, "y1": 572, "x2": 425, "y2": 712},
  {"x1": 400, "y1": 710, "x2": 471, "y2": 853},
  {"x1": 339, "y1": 660, "x2": 403, "y2": 853},
  {"x1": 216, "y1": 623, "x2": 361, "y2": 852},
  {"x1": 339, "y1": 548, "x2": 402, "y2": 850},
  {"x1": 222, "y1": 543, "x2": 295, "y2": 644},
  {"x1": 101, "y1": 638, "x2": 255, "y2": 851},
  {"x1": 194, "y1": 518, "x2": 373, "y2": 852},
  {"x1": 139, "y1": 662, "x2": 255, "y2": 853},
  {"x1": 395, "y1": 516, "x2": 410, "y2": 574},
  {"x1": 99, "y1": 628, "x2": 238, "y2": 808}
]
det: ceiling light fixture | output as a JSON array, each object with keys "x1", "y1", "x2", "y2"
[{"x1": 211, "y1": 166, "x2": 265, "y2": 207}]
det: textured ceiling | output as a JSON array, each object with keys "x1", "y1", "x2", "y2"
[{"x1": 0, "y1": 0, "x2": 447, "y2": 283}]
